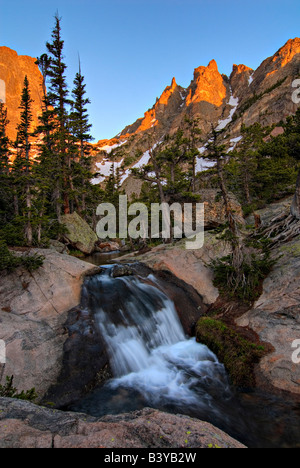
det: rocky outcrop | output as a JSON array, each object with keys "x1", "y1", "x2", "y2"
[
  {"x1": 246, "y1": 196, "x2": 293, "y2": 227},
  {"x1": 230, "y1": 64, "x2": 254, "y2": 100},
  {"x1": 61, "y1": 212, "x2": 98, "y2": 255},
  {"x1": 231, "y1": 38, "x2": 300, "y2": 133},
  {"x1": 122, "y1": 77, "x2": 186, "y2": 137},
  {"x1": 236, "y1": 237, "x2": 300, "y2": 395},
  {"x1": 96, "y1": 240, "x2": 120, "y2": 253},
  {"x1": 0, "y1": 398, "x2": 246, "y2": 448},
  {"x1": 0, "y1": 249, "x2": 99, "y2": 397},
  {"x1": 199, "y1": 189, "x2": 244, "y2": 229},
  {"x1": 186, "y1": 60, "x2": 228, "y2": 110},
  {"x1": 125, "y1": 233, "x2": 230, "y2": 306},
  {"x1": 0, "y1": 46, "x2": 43, "y2": 141}
]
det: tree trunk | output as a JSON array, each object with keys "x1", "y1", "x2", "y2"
[
  {"x1": 243, "y1": 169, "x2": 251, "y2": 205},
  {"x1": 217, "y1": 158, "x2": 239, "y2": 240},
  {"x1": 217, "y1": 157, "x2": 243, "y2": 272},
  {"x1": 25, "y1": 185, "x2": 33, "y2": 246},
  {"x1": 14, "y1": 192, "x2": 19, "y2": 217},
  {"x1": 192, "y1": 155, "x2": 196, "y2": 193},
  {"x1": 291, "y1": 170, "x2": 300, "y2": 220}
]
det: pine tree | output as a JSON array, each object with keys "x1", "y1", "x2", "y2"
[
  {"x1": 183, "y1": 116, "x2": 202, "y2": 193},
  {"x1": 206, "y1": 126, "x2": 239, "y2": 237},
  {"x1": 159, "y1": 130, "x2": 189, "y2": 193},
  {"x1": 34, "y1": 53, "x2": 57, "y2": 243},
  {"x1": 0, "y1": 102, "x2": 10, "y2": 175},
  {"x1": 206, "y1": 125, "x2": 245, "y2": 282},
  {"x1": 236, "y1": 123, "x2": 265, "y2": 206},
  {"x1": 70, "y1": 62, "x2": 93, "y2": 158},
  {"x1": 0, "y1": 102, "x2": 12, "y2": 225},
  {"x1": 13, "y1": 76, "x2": 34, "y2": 245},
  {"x1": 69, "y1": 63, "x2": 95, "y2": 215},
  {"x1": 46, "y1": 13, "x2": 71, "y2": 217}
]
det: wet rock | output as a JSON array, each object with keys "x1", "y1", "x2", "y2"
[
  {"x1": 121, "y1": 263, "x2": 207, "y2": 336},
  {"x1": 111, "y1": 264, "x2": 134, "y2": 278}
]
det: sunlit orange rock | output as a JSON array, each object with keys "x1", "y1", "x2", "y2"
[
  {"x1": 0, "y1": 46, "x2": 43, "y2": 141},
  {"x1": 186, "y1": 60, "x2": 227, "y2": 107}
]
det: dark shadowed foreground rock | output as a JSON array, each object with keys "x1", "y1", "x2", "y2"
[{"x1": 0, "y1": 398, "x2": 246, "y2": 448}]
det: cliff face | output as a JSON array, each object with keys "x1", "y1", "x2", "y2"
[
  {"x1": 120, "y1": 59, "x2": 230, "y2": 140},
  {"x1": 1, "y1": 39, "x2": 299, "y2": 184},
  {"x1": 0, "y1": 46, "x2": 43, "y2": 141},
  {"x1": 91, "y1": 37, "x2": 300, "y2": 188},
  {"x1": 229, "y1": 37, "x2": 300, "y2": 132}
]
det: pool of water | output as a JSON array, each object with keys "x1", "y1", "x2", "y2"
[{"x1": 83, "y1": 250, "x2": 129, "y2": 266}]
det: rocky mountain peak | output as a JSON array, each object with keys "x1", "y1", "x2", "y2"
[
  {"x1": 230, "y1": 64, "x2": 254, "y2": 98},
  {"x1": 120, "y1": 76, "x2": 184, "y2": 137},
  {"x1": 1, "y1": 39, "x2": 300, "y2": 191},
  {"x1": 273, "y1": 37, "x2": 300, "y2": 68},
  {"x1": 186, "y1": 59, "x2": 227, "y2": 107},
  {"x1": 231, "y1": 64, "x2": 253, "y2": 78},
  {"x1": 156, "y1": 76, "x2": 179, "y2": 106}
]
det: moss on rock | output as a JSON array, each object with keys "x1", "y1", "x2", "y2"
[{"x1": 196, "y1": 317, "x2": 265, "y2": 388}]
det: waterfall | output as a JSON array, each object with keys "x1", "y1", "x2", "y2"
[
  {"x1": 76, "y1": 267, "x2": 235, "y2": 424},
  {"x1": 66, "y1": 266, "x2": 300, "y2": 448}
]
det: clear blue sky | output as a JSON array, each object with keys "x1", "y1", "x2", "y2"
[{"x1": 1, "y1": 0, "x2": 299, "y2": 141}]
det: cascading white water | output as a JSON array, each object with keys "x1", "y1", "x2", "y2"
[
  {"x1": 68, "y1": 266, "x2": 300, "y2": 448},
  {"x1": 79, "y1": 268, "x2": 233, "y2": 418}
]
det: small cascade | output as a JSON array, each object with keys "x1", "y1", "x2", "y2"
[
  {"x1": 65, "y1": 267, "x2": 300, "y2": 448},
  {"x1": 73, "y1": 267, "x2": 247, "y2": 438}
]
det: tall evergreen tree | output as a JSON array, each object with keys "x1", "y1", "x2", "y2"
[
  {"x1": 159, "y1": 130, "x2": 189, "y2": 193},
  {"x1": 0, "y1": 102, "x2": 10, "y2": 175},
  {"x1": 34, "y1": 53, "x2": 56, "y2": 242},
  {"x1": 205, "y1": 125, "x2": 245, "y2": 277},
  {"x1": 70, "y1": 62, "x2": 93, "y2": 158},
  {"x1": 13, "y1": 76, "x2": 34, "y2": 245},
  {"x1": 0, "y1": 102, "x2": 12, "y2": 224},
  {"x1": 69, "y1": 63, "x2": 95, "y2": 215},
  {"x1": 46, "y1": 13, "x2": 71, "y2": 217},
  {"x1": 183, "y1": 116, "x2": 202, "y2": 193}
]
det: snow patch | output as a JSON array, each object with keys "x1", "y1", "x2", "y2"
[
  {"x1": 195, "y1": 157, "x2": 216, "y2": 173},
  {"x1": 132, "y1": 150, "x2": 151, "y2": 169},
  {"x1": 228, "y1": 95, "x2": 239, "y2": 107},
  {"x1": 216, "y1": 93, "x2": 239, "y2": 131},
  {"x1": 91, "y1": 158, "x2": 124, "y2": 185},
  {"x1": 99, "y1": 140, "x2": 127, "y2": 154},
  {"x1": 227, "y1": 135, "x2": 243, "y2": 153}
]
